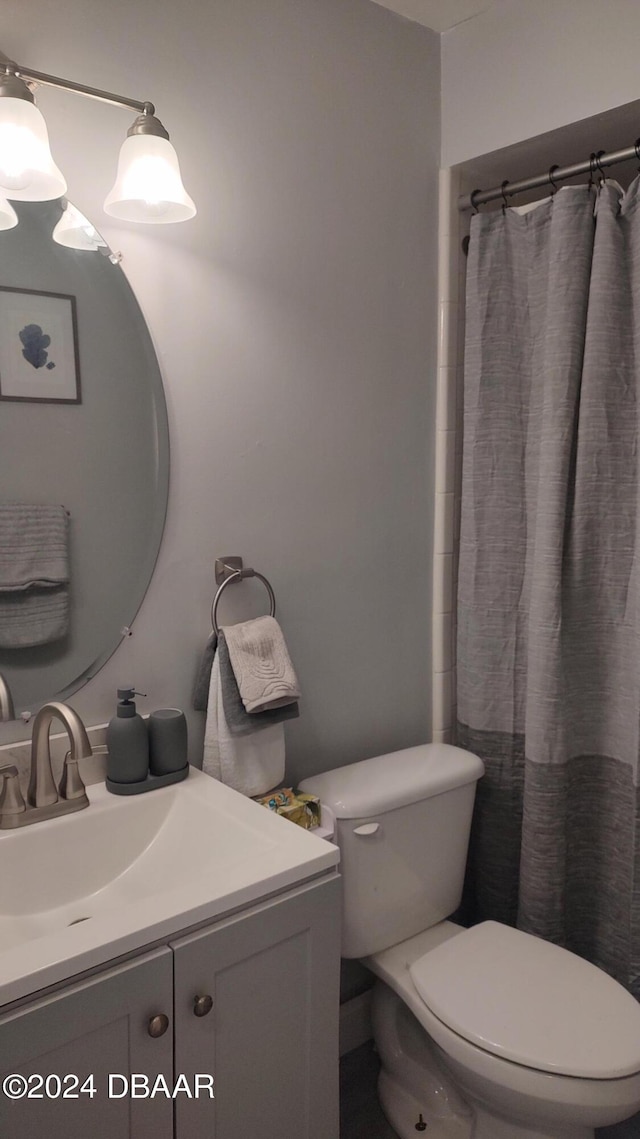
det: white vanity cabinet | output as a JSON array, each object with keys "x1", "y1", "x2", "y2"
[
  {"x1": 172, "y1": 876, "x2": 340, "y2": 1139},
  {"x1": 0, "y1": 875, "x2": 340, "y2": 1139},
  {"x1": 0, "y1": 946, "x2": 174, "y2": 1139}
]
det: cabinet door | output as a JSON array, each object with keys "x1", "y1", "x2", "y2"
[
  {"x1": 173, "y1": 875, "x2": 340, "y2": 1139},
  {"x1": 0, "y1": 947, "x2": 173, "y2": 1139}
]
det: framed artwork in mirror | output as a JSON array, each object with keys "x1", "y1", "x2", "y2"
[{"x1": 0, "y1": 286, "x2": 81, "y2": 403}]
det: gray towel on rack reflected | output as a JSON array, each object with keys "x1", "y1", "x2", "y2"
[
  {"x1": 192, "y1": 632, "x2": 217, "y2": 711},
  {"x1": 218, "y1": 631, "x2": 299, "y2": 735},
  {"x1": 0, "y1": 503, "x2": 70, "y2": 648}
]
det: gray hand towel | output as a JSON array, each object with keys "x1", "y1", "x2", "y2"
[
  {"x1": 192, "y1": 632, "x2": 218, "y2": 711},
  {"x1": 0, "y1": 503, "x2": 69, "y2": 591},
  {"x1": 218, "y1": 631, "x2": 299, "y2": 735},
  {"x1": 0, "y1": 503, "x2": 70, "y2": 648}
]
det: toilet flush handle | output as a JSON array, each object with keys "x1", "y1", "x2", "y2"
[{"x1": 353, "y1": 822, "x2": 380, "y2": 836}]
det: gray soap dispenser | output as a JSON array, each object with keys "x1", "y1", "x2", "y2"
[{"x1": 106, "y1": 686, "x2": 149, "y2": 787}]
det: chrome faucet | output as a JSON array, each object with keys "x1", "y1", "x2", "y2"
[
  {"x1": 0, "y1": 671, "x2": 15, "y2": 722},
  {"x1": 0, "y1": 702, "x2": 92, "y2": 829}
]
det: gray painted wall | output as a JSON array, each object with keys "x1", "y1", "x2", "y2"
[
  {"x1": 1, "y1": 0, "x2": 439, "y2": 786},
  {"x1": 442, "y1": 0, "x2": 640, "y2": 166}
]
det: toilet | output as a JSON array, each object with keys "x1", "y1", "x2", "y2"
[{"x1": 300, "y1": 744, "x2": 640, "y2": 1139}]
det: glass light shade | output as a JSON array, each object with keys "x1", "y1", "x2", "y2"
[
  {"x1": 0, "y1": 195, "x2": 17, "y2": 230},
  {"x1": 52, "y1": 202, "x2": 107, "y2": 250},
  {"x1": 0, "y1": 97, "x2": 67, "y2": 201},
  {"x1": 104, "y1": 133, "x2": 196, "y2": 223}
]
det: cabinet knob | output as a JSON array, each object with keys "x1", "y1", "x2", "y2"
[
  {"x1": 148, "y1": 1013, "x2": 170, "y2": 1038},
  {"x1": 193, "y1": 994, "x2": 213, "y2": 1018}
]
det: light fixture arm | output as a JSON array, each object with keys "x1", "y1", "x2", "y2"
[{"x1": 0, "y1": 51, "x2": 154, "y2": 119}]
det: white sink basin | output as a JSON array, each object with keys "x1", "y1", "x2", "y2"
[{"x1": 0, "y1": 767, "x2": 338, "y2": 1006}]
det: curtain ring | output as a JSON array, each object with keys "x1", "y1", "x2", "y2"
[
  {"x1": 595, "y1": 149, "x2": 606, "y2": 187},
  {"x1": 635, "y1": 139, "x2": 640, "y2": 172},
  {"x1": 500, "y1": 180, "x2": 510, "y2": 215},
  {"x1": 470, "y1": 188, "x2": 481, "y2": 214},
  {"x1": 548, "y1": 164, "x2": 559, "y2": 195},
  {"x1": 587, "y1": 152, "x2": 597, "y2": 192}
]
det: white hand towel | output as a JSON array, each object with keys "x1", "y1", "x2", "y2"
[
  {"x1": 222, "y1": 615, "x2": 300, "y2": 713},
  {"x1": 203, "y1": 650, "x2": 285, "y2": 797}
]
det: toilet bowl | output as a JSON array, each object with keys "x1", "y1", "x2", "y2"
[
  {"x1": 300, "y1": 744, "x2": 640, "y2": 1139},
  {"x1": 367, "y1": 920, "x2": 640, "y2": 1139}
]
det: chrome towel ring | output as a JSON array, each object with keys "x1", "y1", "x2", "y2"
[{"x1": 210, "y1": 558, "x2": 276, "y2": 636}]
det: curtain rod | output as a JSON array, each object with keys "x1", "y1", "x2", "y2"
[{"x1": 457, "y1": 141, "x2": 640, "y2": 212}]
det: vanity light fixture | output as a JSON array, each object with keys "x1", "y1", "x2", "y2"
[
  {"x1": 0, "y1": 69, "x2": 66, "y2": 200},
  {"x1": 52, "y1": 200, "x2": 108, "y2": 250},
  {"x1": 0, "y1": 54, "x2": 196, "y2": 224}
]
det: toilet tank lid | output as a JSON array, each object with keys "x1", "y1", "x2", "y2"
[{"x1": 298, "y1": 744, "x2": 484, "y2": 819}]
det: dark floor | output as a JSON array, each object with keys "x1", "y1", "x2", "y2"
[
  {"x1": 339, "y1": 1042, "x2": 640, "y2": 1139},
  {"x1": 340, "y1": 1043, "x2": 397, "y2": 1139},
  {"x1": 601, "y1": 1114, "x2": 640, "y2": 1138}
]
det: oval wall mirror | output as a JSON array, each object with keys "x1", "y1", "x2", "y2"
[{"x1": 0, "y1": 199, "x2": 169, "y2": 717}]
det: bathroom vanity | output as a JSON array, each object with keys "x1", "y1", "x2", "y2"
[{"x1": 0, "y1": 766, "x2": 340, "y2": 1139}]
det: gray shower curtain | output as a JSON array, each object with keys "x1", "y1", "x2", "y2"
[{"x1": 457, "y1": 180, "x2": 640, "y2": 998}]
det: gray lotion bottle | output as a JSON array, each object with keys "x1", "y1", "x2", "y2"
[{"x1": 106, "y1": 686, "x2": 149, "y2": 785}]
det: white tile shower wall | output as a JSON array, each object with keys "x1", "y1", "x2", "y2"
[{"x1": 432, "y1": 167, "x2": 466, "y2": 744}]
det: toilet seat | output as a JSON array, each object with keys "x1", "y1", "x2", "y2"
[{"x1": 409, "y1": 921, "x2": 640, "y2": 1080}]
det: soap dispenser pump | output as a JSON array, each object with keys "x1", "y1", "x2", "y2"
[{"x1": 106, "y1": 686, "x2": 149, "y2": 787}]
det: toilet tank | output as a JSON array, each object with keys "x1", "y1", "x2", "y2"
[{"x1": 299, "y1": 744, "x2": 484, "y2": 958}]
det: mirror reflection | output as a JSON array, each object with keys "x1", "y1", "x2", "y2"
[{"x1": 0, "y1": 200, "x2": 169, "y2": 717}]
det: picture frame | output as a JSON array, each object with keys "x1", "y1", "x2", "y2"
[{"x1": 0, "y1": 286, "x2": 81, "y2": 404}]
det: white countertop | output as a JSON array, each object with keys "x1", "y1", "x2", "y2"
[{"x1": 0, "y1": 766, "x2": 339, "y2": 1008}]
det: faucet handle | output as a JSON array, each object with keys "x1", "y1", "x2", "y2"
[
  {"x1": 59, "y1": 751, "x2": 88, "y2": 803},
  {"x1": 0, "y1": 765, "x2": 26, "y2": 817}
]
